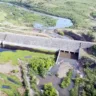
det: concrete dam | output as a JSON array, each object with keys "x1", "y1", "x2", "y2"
[{"x1": 0, "y1": 32, "x2": 95, "y2": 53}]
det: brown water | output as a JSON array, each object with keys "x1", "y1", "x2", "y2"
[{"x1": 60, "y1": 51, "x2": 78, "y2": 60}]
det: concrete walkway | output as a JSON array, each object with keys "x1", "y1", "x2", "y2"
[{"x1": 0, "y1": 32, "x2": 95, "y2": 53}]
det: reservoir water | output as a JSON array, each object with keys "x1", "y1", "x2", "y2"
[
  {"x1": 33, "y1": 15, "x2": 73, "y2": 30},
  {"x1": 0, "y1": 2, "x2": 73, "y2": 30}
]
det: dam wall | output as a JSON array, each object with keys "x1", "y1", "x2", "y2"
[{"x1": 0, "y1": 32, "x2": 95, "y2": 52}]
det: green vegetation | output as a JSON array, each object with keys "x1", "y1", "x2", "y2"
[
  {"x1": 2, "y1": 0, "x2": 96, "y2": 29},
  {"x1": 82, "y1": 32, "x2": 95, "y2": 42},
  {"x1": 80, "y1": 56, "x2": 95, "y2": 68},
  {"x1": 91, "y1": 12, "x2": 96, "y2": 18},
  {"x1": 29, "y1": 57, "x2": 55, "y2": 77},
  {"x1": 0, "y1": 50, "x2": 55, "y2": 96},
  {"x1": 60, "y1": 69, "x2": 72, "y2": 88},
  {"x1": 0, "y1": 50, "x2": 55, "y2": 65},
  {"x1": 70, "y1": 85, "x2": 78, "y2": 96},
  {"x1": 0, "y1": 73, "x2": 22, "y2": 96},
  {"x1": 30, "y1": 74, "x2": 38, "y2": 91},
  {"x1": 91, "y1": 45, "x2": 96, "y2": 56},
  {"x1": 57, "y1": 31, "x2": 64, "y2": 36},
  {"x1": 20, "y1": 63, "x2": 30, "y2": 96},
  {"x1": 42, "y1": 83, "x2": 57, "y2": 96},
  {"x1": 0, "y1": 3, "x2": 56, "y2": 27},
  {"x1": 70, "y1": 56, "x2": 96, "y2": 96}
]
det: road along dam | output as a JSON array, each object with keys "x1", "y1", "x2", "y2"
[{"x1": 0, "y1": 32, "x2": 95, "y2": 53}]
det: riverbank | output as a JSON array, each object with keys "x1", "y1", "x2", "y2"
[
  {"x1": 0, "y1": 2, "x2": 57, "y2": 28},
  {"x1": 2, "y1": 0, "x2": 96, "y2": 29},
  {"x1": 0, "y1": 1, "x2": 96, "y2": 42}
]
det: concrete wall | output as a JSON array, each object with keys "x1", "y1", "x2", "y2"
[{"x1": 0, "y1": 32, "x2": 96, "y2": 53}]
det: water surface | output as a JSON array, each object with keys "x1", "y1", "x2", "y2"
[{"x1": 34, "y1": 17, "x2": 73, "y2": 30}]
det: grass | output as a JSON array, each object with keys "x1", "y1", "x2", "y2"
[
  {"x1": 0, "y1": 11, "x2": 7, "y2": 21},
  {"x1": 0, "y1": 73, "x2": 22, "y2": 96},
  {"x1": 0, "y1": 50, "x2": 55, "y2": 65},
  {"x1": 2, "y1": 0, "x2": 96, "y2": 29},
  {"x1": 0, "y1": 3, "x2": 56, "y2": 27},
  {"x1": 0, "y1": 49, "x2": 55, "y2": 95},
  {"x1": 0, "y1": 0, "x2": 96, "y2": 38}
]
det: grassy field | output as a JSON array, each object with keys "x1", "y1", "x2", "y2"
[
  {"x1": 0, "y1": 50, "x2": 55, "y2": 65},
  {"x1": 2, "y1": 0, "x2": 96, "y2": 30},
  {"x1": 0, "y1": 50, "x2": 55, "y2": 95},
  {"x1": 0, "y1": 3, "x2": 56, "y2": 27},
  {"x1": 0, "y1": 73, "x2": 23, "y2": 96}
]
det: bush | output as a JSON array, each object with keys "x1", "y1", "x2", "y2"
[
  {"x1": 70, "y1": 85, "x2": 78, "y2": 96},
  {"x1": 80, "y1": 56, "x2": 95, "y2": 68},
  {"x1": 57, "y1": 31, "x2": 64, "y2": 36},
  {"x1": 34, "y1": 92, "x2": 40, "y2": 96},
  {"x1": 24, "y1": 89, "x2": 29, "y2": 96},
  {"x1": 29, "y1": 57, "x2": 55, "y2": 77},
  {"x1": 91, "y1": 12, "x2": 96, "y2": 18},
  {"x1": 91, "y1": 45, "x2": 96, "y2": 56},
  {"x1": 42, "y1": 83, "x2": 57, "y2": 96},
  {"x1": 60, "y1": 69, "x2": 72, "y2": 88},
  {"x1": 11, "y1": 69, "x2": 19, "y2": 73},
  {"x1": 82, "y1": 32, "x2": 95, "y2": 42},
  {"x1": 60, "y1": 77, "x2": 70, "y2": 88},
  {"x1": 31, "y1": 83, "x2": 38, "y2": 92},
  {"x1": 73, "y1": 77, "x2": 84, "y2": 85}
]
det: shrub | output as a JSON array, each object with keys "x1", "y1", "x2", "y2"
[
  {"x1": 60, "y1": 69, "x2": 72, "y2": 88},
  {"x1": 70, "y1": 85, "x2": 78, "y2": 96},
  {"x1": 57, "y1": 31, "x2": 64, "y2": 36},
  {"x1": 24, "y1": 89, "x2": 29, "y2": 96},
  {"x1": 31, "y1": 83, "x2": 38, "y2": 92},
  {"x1": 42, "y1": 83, "x2": 57, "y2": 96},
  {"x1": 91, "y1": 12, "x2": 96, "y2": 18},
  {"x1": 80, "y1": 56, "x2": 95, "y2": 68},
  {"x1": 91, "y1": 45, "x2": 96, "y2": 56},
  {"x1": 11, "y1": 69, "x2": 19, "y2": 73},
  {"x1": 29, "y1": 57, "x2": 55, "y2": 77}
]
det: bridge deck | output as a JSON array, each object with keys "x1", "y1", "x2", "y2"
[
  {"x1": 0, "y1": 32, "x2": 6, "y2": 42},
  {"x1": 0, "y1": 32, "x2": 95, "y2": 52}
]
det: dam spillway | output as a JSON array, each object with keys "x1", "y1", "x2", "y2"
[{"x1": 0, "y1": 32, "x2": 95, "y2": 53}]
